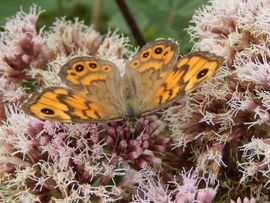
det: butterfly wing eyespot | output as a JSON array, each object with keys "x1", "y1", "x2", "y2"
[
  {"x1": 74, "y1": 64, "x2": 84, "y2": 72},
  {"x1": 140, "y1": 49, "x2": 152, "y2": 61},
  {"x1": 67, "y1": 62, "x2": 86, "y2": 76},
  {"x1": 41, "y1": 108, "x2": 55, "y2": 115},
  {"x1": 102, "y1": 65, "x2": 112, "y2": 72},
  {"x1": 152, "y1": 44, "x2": 170, "y2": 58},
  {"x1": 197, "y1": 69, "x2": 209, "y2": 79},
  {"x1": 153, "y1": 46, "x2": 163, "y2": 54},
  {"x1": 87, "y1": 61, "x2": 99, "y2": 71},
  {"x1": 130, "y1": 60, "x2": 140, "y2": 68}
]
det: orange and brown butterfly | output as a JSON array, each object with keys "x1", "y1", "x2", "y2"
[{"x1": 22, "y1": 39, "x2": 224, "y2": 123}]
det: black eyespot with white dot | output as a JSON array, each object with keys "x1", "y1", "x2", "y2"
[
  {"x1": 89, "y1": 63, "x2": 97, "y2": 69},
  {"x1": 143, "y1": 52, "x2": 149, "y2": 58},
  {"x1": 154, "y1": 47, "x2": 163, "y2": 54},
  {"x1": 197, "y1": 69, "x2": 209, "y2": 79},
  {"x1": 75, "y1": 64, "x2": 84, "y2": 72},
  {"x1": 41, "y1": 108, "x2": 55, "y2": 115}
]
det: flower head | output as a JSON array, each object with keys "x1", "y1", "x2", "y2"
[{"x1": 98, "y1": 116, "x2": 170, "y2": 168}]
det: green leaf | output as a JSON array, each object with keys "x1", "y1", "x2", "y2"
[
  {"x1": 176, "y1": 0, "x2": 208, "y2": 16},
  {"x1": 21, "y1": 81, "x2": 36, "y2": 93},
  {"x1": 92, "y1": 176, "x2": 102, "y2": 187}
]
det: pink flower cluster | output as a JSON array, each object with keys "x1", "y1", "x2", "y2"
[
  {"x1": 99, "y1": 116, "x2": 169, "y2": 168},
  {"x1": 132, "y1": 169, "x2": 218, "y2": 203},
  {"x1": 1, "y1": 0, "x2": 270, "y2": 202}
]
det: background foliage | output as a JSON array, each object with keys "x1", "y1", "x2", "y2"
[{"x1": 0, "y1": 0, "x2": 207, "y2": 54}]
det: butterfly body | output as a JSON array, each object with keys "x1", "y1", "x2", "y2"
[
  {"x1": 22, "y1": 39, "x2": 224, "y2": 123},
  {"x1": 123, "y1": 102, "x2": 136, "y2": 119}
]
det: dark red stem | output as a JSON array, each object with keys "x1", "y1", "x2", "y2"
[{"x1": 115, "y1": 0, "x2": 146, "y2": 47}]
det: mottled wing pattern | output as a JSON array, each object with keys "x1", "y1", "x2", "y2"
[
  {"x1": 22, "y1": 87, "x2": 122, "y2": 122},
  {"x1": 23, "y1": 56, "x2": 125, "y2": 123}
]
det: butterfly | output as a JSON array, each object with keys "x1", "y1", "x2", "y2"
[{"x1": 22, "y1": 39, "x2": 224, "y2": 123}]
